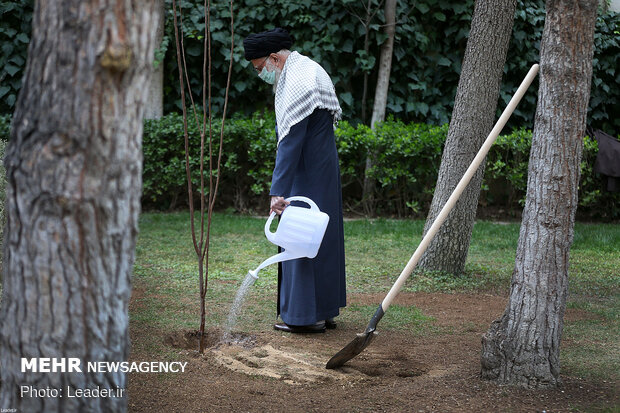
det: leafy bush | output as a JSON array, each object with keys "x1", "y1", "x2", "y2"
[
  {"x1": 142, "y1": 112, "x2": 619, "y2": 220},
  {"x1": 577, "y1": 134, "x2": 619, "y2": 220},
  {"x1": 142, "y1": 112, "x2": 448, "y2": 215},
  {"x1": 142, "y1": 112, "x2": 200, "y2": 209},
  {"x1": 5, "y1": 1, "x2": 617, "y2": 135},
  {"x1": 482, "y1": 128, "x2": 533, "y2": 209},
  {"x1": 335, "y1": 119, "x2": 447, "y2": 216},
  {"x1": 2, "y1": 112, "x2": 617, "y2": 219},
  {"x1": 156, "y1": 0, "x2": 618, "y2": 134},
  {"x1": 0, "y1": 1, "x2": 33, "y2": 113},
  {"x1": 483, "y1": 128, "x2": 620, "y2": 220},
  {"x1": 142, "y1": 111, "x2": 277, "y2": 211}
]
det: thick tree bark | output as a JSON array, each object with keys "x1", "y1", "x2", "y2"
[
  {"x1": 0, "y1": 1, "x2": 159, "y2": 412},
  {"x1": 363, "y1": 0, "x2": 397, "y2": 216},
  {"x1": 145, "y1": 0, "x2": 165, "y2": 120},
  {"x1": 370, "y1": 0, "x2": 396, "y2": 129},
  {"x1": 418, "y1": 0, "x2": 516, "y2": 275},
  {"x1": 360, "y1": 0, "x2": 373, "y2": 125},
  {"x1": 481, "y1": 0, "x2": 598, "y2": 388}
]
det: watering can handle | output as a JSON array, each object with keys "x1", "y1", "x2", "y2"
[
  {"x1": 264, "y1": 211, "x2": 278, "y2": 240},
  {"x1": 264, "y1": 196, "x2": 320, "y2": 240},
  {"x1": 284, "y1": 196, "x2": 319, "y2": 211}
]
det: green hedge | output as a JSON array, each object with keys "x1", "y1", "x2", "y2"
[
  {"x1": 483, "y1": 128, "x2": 619, "y2": 221},
  {"x1": 141, "y1": 112, "x2": 619, "y2": 220},
  {"x1": 335, "y1": 119, "x2": 447, "y2": 216},
  {"x1": 0, "y1": 113, "x2": 617, "y2": 220},
  {"x1": 142, "y1": 111, "x2": 278, "y2": 211}
]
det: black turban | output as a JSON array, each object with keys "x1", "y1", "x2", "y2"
[{"x1": 243, "y1": 28, "x2": 292, "y2": 60}]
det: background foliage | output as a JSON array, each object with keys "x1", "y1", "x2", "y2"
[
  {"x1": 0, "y1": 1, "x2": 33, "y2": 114},
  {"x1": 1, "y1": 0, "x2": 618, "y2": 134},
  {"x1": 136, "y1": 112, "x2": 618, "y2": 220},
  {"x1": 159, "y1": 0, "x2": 618, "y2": 134},
  {"x1": 0, "y1": 109, "x2": 617, "y2": 220},
  {"x1": 0, "y1": 1, "x2": 617, "y2": 221}
]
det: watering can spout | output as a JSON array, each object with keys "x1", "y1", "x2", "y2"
[{"x1": 250, "y1": 250, "x2": 302, "y2": 278}]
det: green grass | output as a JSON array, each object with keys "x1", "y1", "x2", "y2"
[
  {"x1": 131, "y1": 212, "x2": 619, "y2": 382},
  {"x1": 560, "y1": 297, "x2": 619, "y2": 381},
  {"x1": 134, "y1": 213, "x2": 620, "y2": 296},
  {"x1": 561, "y1": 317, "x2": 619, "y2": 381}
]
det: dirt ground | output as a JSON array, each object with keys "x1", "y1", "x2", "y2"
[{"x1": 127, "y1": 293, "x2": 618, "y2": 412}]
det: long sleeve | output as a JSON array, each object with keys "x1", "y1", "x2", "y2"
[{"x1": 269, "y1": 116, "x2": 309, "y2": 197}]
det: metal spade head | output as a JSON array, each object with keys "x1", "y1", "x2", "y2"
[
  {"x1": 325, "y1": 305, "x2": 384, "y2": 369},
  {"x1": 325, "y1": 329, "x2": 378, "y2": 369}
]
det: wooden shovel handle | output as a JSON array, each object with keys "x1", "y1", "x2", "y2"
[{"x1": 380, "y1": 64, "x2": 540, "y2": 312}]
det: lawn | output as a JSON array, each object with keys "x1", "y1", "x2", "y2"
[{"x1": 132, "y1": 212, "x2": 619, "y2": 384}]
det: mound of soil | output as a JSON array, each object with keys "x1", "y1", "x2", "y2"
[{"x1": 128, "y1": 292, "x2": 617, "y2": 412}]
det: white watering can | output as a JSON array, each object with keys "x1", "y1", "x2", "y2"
[{"x1": 248, "y1": 196, "x2": 330, "y2": 279}]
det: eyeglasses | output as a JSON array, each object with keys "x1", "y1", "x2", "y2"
[{"x1": 253, "y1": 56, "x2": 269, "y2": 73}]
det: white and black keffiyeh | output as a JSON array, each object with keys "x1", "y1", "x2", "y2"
[{"x1": 275, "y1": 51, "x2": 342, "y2": 144}]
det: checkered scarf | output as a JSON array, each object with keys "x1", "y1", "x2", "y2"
[{"x1": 274, "y1": 51, "x2": 342, "y2": 144}]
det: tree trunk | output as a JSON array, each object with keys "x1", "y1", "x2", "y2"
[
  {"x1": 362, "y1": 0, "x2": 397, "y2": 216},
  {"x1": 0, "y1": 1, "x2": 159, "y2": 412},
  {"x1": 360, "y1": 0, "x2": 372, "y2": 125},
  {"x1": 145, "y1": 0, "x2": 165, "y2": 120},
  {"x1": 481, "y1": 0, "x2": 598, "y2": 388},
  {"x1": 418, "y1": 0, "x2": 516, "y2": 275},
  {"x1": 370, "y1": 0, "x2": 396, "y2": 129}
]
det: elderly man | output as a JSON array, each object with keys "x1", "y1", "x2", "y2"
[{"x1": 243, "y1": 28, "x2": 346, "y2": 333}]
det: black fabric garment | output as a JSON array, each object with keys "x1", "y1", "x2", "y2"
[
  {"x1": 270, "y1": 108, "x2": 346, "y2": 326},
  {"x1": 243, "y1": 28, "x2": 292, "y2": 60},
  {"x1": 593, "y1": 129, "x2": 620, "y2": 192}
]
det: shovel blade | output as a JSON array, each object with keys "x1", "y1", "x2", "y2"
[
  {"x1": 325, "y1": 330, "x2": 378, "y2": 369},
  {"x1": 326, "y1": 305, "x2": 384, "y2": 369}
]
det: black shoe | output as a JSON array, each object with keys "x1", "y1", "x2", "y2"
[
  {"x1": 274, "y1": 322, "x2": 326, "y2": 334},
  {"x1": 325, "y1": 318, "x2": 337, "y2": 329}
]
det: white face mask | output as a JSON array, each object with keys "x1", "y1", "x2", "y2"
[{"x1": 259, "y1": 66, "x2": 276, "y2": 85}]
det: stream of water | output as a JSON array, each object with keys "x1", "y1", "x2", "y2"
[{"x1": 221, "y1": 272, "x2": 257, "y2": 343}]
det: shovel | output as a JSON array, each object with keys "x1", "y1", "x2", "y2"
[{"x1": 326, "y1": 64, "x2": 540, "y2": 369}]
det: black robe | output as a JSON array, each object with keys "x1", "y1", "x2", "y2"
[{"x1": 270, "y1": 108, "x2": 346, "y2": 325}]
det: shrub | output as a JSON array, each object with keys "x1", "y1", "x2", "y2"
[
  {"x1": 335, "y1": 119, "x2": 447, "y2": 216},
  {"x1": 482, "y1": 128, "x2": 533, "y2": 210},
  {"x1": 218, "y1": 112, "x2": 277, "y2": 212},
  {"x1": 2, "y1": 112, "x2": 618, "y2": 220},
  {"x1": 142, "y1": 112, "x2": 619, "y2": 220},
  {"x1": 484, "y1": 128, "x2": 620, "y2": 220},
  {"x1": 142, "y1": 111, "x2": 277, "y2": 211},
  {"x1": 0, "y1": 113, "x2": 10, "y2": 140},
  {"x1": 142, "y1": 112, "x2": 201, "y2": 210}
]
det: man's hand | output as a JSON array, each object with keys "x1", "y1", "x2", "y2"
[{"x1": 270, "y1": 196, "x2": 289, "y2": 215}]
